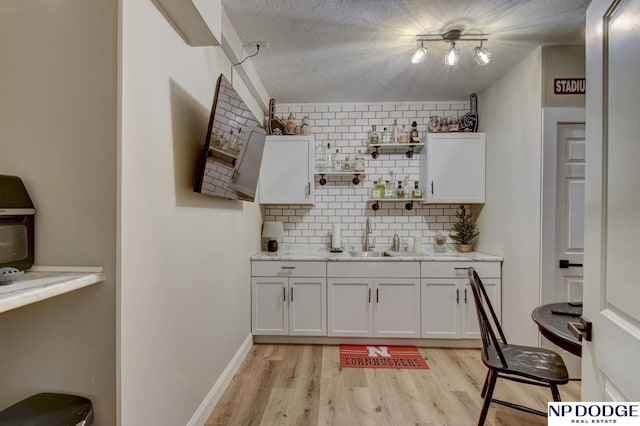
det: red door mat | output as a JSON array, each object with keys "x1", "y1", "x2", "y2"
[{"x1": 339, "y1": 345, "x2": 429, "y2": 369}]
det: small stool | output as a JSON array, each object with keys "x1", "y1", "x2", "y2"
[{"x1": 0, "y1": 392, "x2": 93, "y2": 425}]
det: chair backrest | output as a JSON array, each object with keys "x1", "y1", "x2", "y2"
[{"x1": 467, "y1": 267, "x2": 509, "y2": 368}]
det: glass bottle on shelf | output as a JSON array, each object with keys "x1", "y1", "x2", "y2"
[
  {"x1": 354, "y1": 150, "x2": 365, "y2": 172},
  {"x1": 369, "y1": 125, "x2": 379, "y2": 145},
  {"x1": 399, "y1": 124, "x2": 409, "y2": 144},
  {"x1": 403, "y1": 176, "x2": 410, "y2": 198},
  {"x1": 396, "y1": 181, "x2": 405, "y2": 199},
  {"x1": 342, "y1": 155, "x2": 351, "y2": 172},
  {"x1": 324, "y1": 143, "x2": 333, "y2": 170},
  {"x1": 384, "y1": 180, "x2": 394, "y2": 199},
  {"x1": 315, "y1": 143, "x2": 326, "y2": 172},
  {"x1": 410, "y1": 121, "x2": 420, "y2": 143},
  {"x1": 391, "y1": 119, "x2": 399, "y2": 143},
  {"x1": 222, "y1": 129, "x2": 233, "y2": 152},
  {"x1": 286, "y1": 113, "x2": 296, "y2": 135},
  {"x1": 412, "y1": 181, "x2": 423, "y2": 199},
  {"x1": 300, "y1": 116, "x2": 311, "y2": 135},
  {"x1": 375, "y1": 178, "x2": 385, "y2": 198},
  {"x1": 382, "y1": 127, "x2": 390, "y2": 144},
  {"x1": 371, "y1": 180, "x2": 382, "y2": 199},
  {"x1": 333, "y1": 149, "x2": 341, "y2": 172}
]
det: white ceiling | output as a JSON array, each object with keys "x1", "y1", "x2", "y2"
[{"x1": 221, "y1": 0, "x2": 588, "y2": 103}]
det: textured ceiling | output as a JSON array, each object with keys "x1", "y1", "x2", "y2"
[{"x1": 222, "y1": 0, "x2": 588, "y2": 103}]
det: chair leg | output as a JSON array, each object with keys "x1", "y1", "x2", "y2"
[
  {"x1": 481, "y1": 370, "x2": 490, "y2": 398},
  {"x1": 550, "y1": 383, "x2": 562, "y2": 402},
  {"x1": 478, "y1": 370, "x2": 498, "y2": 426}
]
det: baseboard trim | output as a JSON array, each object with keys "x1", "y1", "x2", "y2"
[{"x1": 187, "y1": 334, "x2": 253, "y2": 426}]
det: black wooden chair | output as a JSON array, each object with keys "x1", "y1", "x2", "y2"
[{"x1": 467, "y1": 267, "x2": 569, "y2": 425}]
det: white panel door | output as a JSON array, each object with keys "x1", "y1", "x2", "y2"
[
  {"x1": 252, "y1": 277, "x2": 287, "y2": 335},
  {"x1": 583, "y1": 0, "x2": 640, "y2": 400},
  {"x1": 327, "y1": 278, "x2": 373, "y2": 337},
  {"x1": 555, "y1": 123, "x2": 585, "y2": 303},
  {"x1": 461, "y1": 279, "x2": 500, "y2": 339},
  {"x1": 289, "y1": 278, "x2": 326, "y2": 336},
  {"x1": 373, "y1": 278, "x2": 421, "y2": 338},
  {"x1": 421, "y1": 279, "x2": 459, "y2": 338}
]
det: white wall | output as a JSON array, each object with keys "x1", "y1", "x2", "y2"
[
  {"x1": 475, "y1": 48, "x2": 543, "y2": 346},
  {"x1": 0, "y1": 1, "x2": 117, "y2": 424},
  {"x1": 119, "y1": 1, "x2": 265, "y2": 424}
]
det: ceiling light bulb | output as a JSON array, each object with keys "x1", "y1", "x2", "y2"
[
  {"x1": 444, "y1": 42, "x2": 459, "y2": 66},
  {"x1": 411, "y1": 45, "x2": 428, "y2": 64},
  {"x1": 474, "y1": 45, "x2": 492, "y2": 65}
]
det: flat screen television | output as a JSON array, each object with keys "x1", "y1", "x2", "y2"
[{"x1": 193, "y1": 74, "x2": 266, "y2": 201}]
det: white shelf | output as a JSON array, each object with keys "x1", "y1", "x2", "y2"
[
  {"x1": 209, "y1": 146, "x2": 239, "y2": 160},
  {"x1": 0, "y1": 266, "x2": 104, "y2": 314},
  {"x1": 366, "y1": 143, "x2": 424, "y2": 152}
]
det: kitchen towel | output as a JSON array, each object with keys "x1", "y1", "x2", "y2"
[{"x1": 332, "y1": 223, "x2": 341, "y2": 249}]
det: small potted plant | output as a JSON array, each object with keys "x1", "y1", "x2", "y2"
[{"x1": 450, "y1": 204, "x2": 479, "y2": 252}]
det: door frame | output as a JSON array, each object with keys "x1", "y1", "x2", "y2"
[{"x1": 540, "y1": 107, "x2": 585, "y2": 306}]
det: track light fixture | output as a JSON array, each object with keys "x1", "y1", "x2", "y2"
[
  {"x1": 410, "y1": 40, "x2": 428, "y2": 64},
  {"x1": 411, "y1": 30, "x2": 490, "y2": 66}
]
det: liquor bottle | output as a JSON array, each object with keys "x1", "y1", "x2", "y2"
[
  {"x1": 410, "y1": 121, "x2": 420, "y2": 143},
  {"x1": 412, "y1": 181, "x2": 423, "y2": 199},
  {"x1": 384, "y1": 180, "x2": 394, "y2": 199},
  {"x1": 342, "y1": 155, "x2": 351, "y2": 172},
  {"x1": 375, "y1": 178, "x2": 385, "y2": 198},
  {"x1": 396, "y1": 181, "x2": 405, "y2": 199},
  {"x1": 391, "y1": 119, "x2": 399, "y2": 143},
  {"x1": 324, "y1": 143, "x2": 333, "y2": 170},
  {"x1": 369, "y1": 125, "x2": 379, "y2": 145},
  {"x1": 354, "y1": 150, "x2": 365, "y2": 172},
  {"x1": 333, "y1": 149, "x2": 341, "y2": 172},
  {"x1": 371, "y1": 180, "x2": 382, "y2": 199},
  {"x1": 399, "y1": 124, "x2": 409, "y2": 144},
  {"x1": 382, "y1": 127, "x2": 390, "y2": 144},
  {"x1": 404, "y1": 176, "x2": 410, "y2": 198}
]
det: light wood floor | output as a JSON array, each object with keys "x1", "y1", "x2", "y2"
[{"x1": 206, "y1": 344, "x2": 581, "y2": 426}]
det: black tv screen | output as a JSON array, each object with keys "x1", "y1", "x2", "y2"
[{"x1": 193, "y1": 74, "x2": 266, "y2": 201}]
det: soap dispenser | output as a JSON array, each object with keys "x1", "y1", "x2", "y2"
[{"x1": 392, "y1": 233, "x2": 401, "y2": 251}]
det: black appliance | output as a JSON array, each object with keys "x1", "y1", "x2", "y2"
[{"x1": 0, "y1": 175, "x2": 35, "y2": 270}]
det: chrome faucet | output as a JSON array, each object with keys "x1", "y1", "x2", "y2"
[{"x1": 364, "y1": 218, "x2": 374, "y2": 251}]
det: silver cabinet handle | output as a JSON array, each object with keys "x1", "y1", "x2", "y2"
[
  {"x1": 368, "y1": 288, "x2": 371, "y2": 303},
  {"x1": 290, "y1": 287, "x2": 293, "y2": 302},
  {"x1": 454, "y1": 267, "x2": 468, "y2": 270},
  {"x1": 283, "y1": 287, "x2": 286, "y2": 302},
  {"x1": 464, "y1": 288, "x2": 468, "y2": 303},
  {"x1": 456, "y1": 289, "x2": 459, "y2": 304},
  {"x1": 306, "y1": 182, "x2": 311, "y2": 195},
  {"x1": 280, "y1": 266, "x2": 296, "y2": 270}
]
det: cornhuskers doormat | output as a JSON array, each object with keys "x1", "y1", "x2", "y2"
[{"x1": 339, "y1": 345, "x2": 429, "y2": 369}]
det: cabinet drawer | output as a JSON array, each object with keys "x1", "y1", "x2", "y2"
[
  {"x1": 421, "y1": 261, "x2": 501, "y2": 279},
  {"x1": 252, "y1": 261, "x2": 325, "y2": 277},
  {"x1": 328, "y1": 261, "x2": 419, "y2": 278}
]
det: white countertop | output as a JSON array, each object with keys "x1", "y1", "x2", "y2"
[
  {"x1": 251, "y1": 245, "x2": 502, "y2": 262},
  {"x1": 0, "y1": 266, "x2": 104, "y2": 314}
]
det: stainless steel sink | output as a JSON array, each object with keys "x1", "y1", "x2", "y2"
[{"x1": 348, "y1": 251, "x2": 388, "y2": 258}]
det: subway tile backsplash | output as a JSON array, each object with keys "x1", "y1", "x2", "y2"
[{"x1": 262, "y1": 101, "x2": 470, "y2": 249}]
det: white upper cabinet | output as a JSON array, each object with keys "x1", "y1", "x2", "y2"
[
  {"x1": 421, "y1": 133, "x2": 486, "y2": 203},
  {"x1": 259, "y1": 135, "x2": 315, "y2": 204}
]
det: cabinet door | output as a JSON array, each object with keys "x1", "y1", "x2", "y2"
[
  {"x1": 259, "y1": 135, "x2": 314, "y2": 204},
  {"x1": 421, "y1": 279, "x2": 460, "y2": 338},
  {"x1": 425, "y1": 133, "x2": 486, "y2": 203},
  {"x1": 373, "y1": 278, "x2": 421, "y2": 338},
  {"x1": 461, "y1": 278, "x2": 501, "y2": 339},
  {"x1": 252, "y1": 277, "x2": 288, "y2": 335},
  {"x1": 289, "y1": 278, "x2": 327, "y2": 336},
  {"x1": 327, "y1": 278, "x2": 373, "y2": 337}
]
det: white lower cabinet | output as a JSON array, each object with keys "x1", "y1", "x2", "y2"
[
  {"x1": 327, "y1": 262, "x2": 421, "y2": 338},
  {"x1": 421, "y1": 262, "x2": 501, "y2": 339},
  {"x1": 251, "y1": 261, "x2": 326, "y2": 336}
]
